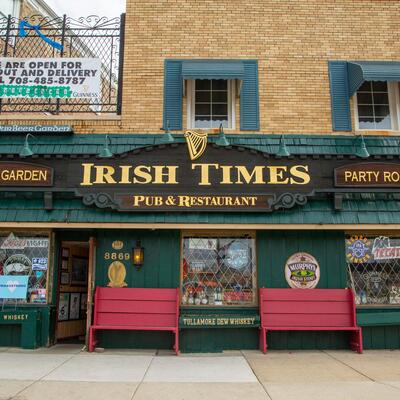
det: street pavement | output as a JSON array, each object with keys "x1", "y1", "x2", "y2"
[{"x1": 0, "y1": 345, "x2": 400, "y2": 399}]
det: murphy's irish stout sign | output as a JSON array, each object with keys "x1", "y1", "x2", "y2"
[{"x1": 4, "y1": 142, "x2": 400, "y2": 212}]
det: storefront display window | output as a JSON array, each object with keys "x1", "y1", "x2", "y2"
[
  {"x1": 346, "y1": 235, "x2": 400, "y2": 305},
  {"x1": 0, "y1": 232, "x2": 50, "y2": 304},
  {"x1": 181, "y1": 235, "x2": 256, "y2": 306}
]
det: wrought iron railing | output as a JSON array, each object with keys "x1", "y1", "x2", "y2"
[{"x1": 0, "y1": 14, "x2": 124, "y2": 114}]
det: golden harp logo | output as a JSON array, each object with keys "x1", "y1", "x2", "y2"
[{"x1": 184, "y1": 130, "x2": 208, "y2": 161}]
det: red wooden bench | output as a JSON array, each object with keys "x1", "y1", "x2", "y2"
[
  {"x1": 89, "y1": 287, "x2": 180, "y2": 354},
  {"x1": 259, "y1": 288, "x2": 363, "y2": 354}
]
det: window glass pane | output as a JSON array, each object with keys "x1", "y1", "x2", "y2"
[
  {"x1": 356, "y1": 80, "x2": 392, "y2": 129},
  {"x1": 182, "y1": 236, "x2": 256, "y2": 306},
  {"x1": 211, "y1": 119, "x2": 228, "y2": 128},
  {"x1": 358, "y1": 81, "x2": 372, "y2": 92},
  {"x1": 374, "y1": 105, "x2": 390, "y2": 117},
  {"x1": 212, "y1": 104, "x2": 228, "y2": 115},
  {"x1": 196, "y1": 80, "x2": 211, "y2": 90},
  {"x1": 346, "y1": 235, "x2": 400, "y2": 305},
  {"x1": 375, "y1": 115, "x2": 392, "y2": 129},
  {"x1": 357, "y1": 105, "x2": 374, "y2": 117},
  {"x1": 212, "y1": 91, "x2": 228, "y2": 103},
  {"x1": 195, "y1": 103, "x2": 211, "y2": 115},
  {"x1": 212, "y1": 79, "x2": 228, "y2": 90},
  {"x1": 372, "y1": 81, "x2": 388, "y2": 92},
  {"x1": 358, "y1": 117, "x2": 375, "y2": 129},
  {"x1": 357, "y1": 92, "x2": 372, "y2": 104},
  {"x1": 373, "y1": 92, "x2": 389, "y2": 105},
  {"x1": 195, "y1": 117, "x2": 211, "y2": 128},
  {"x1": 195, "y1": 91, "x2": 211, "y2": 103},
  {"x1": 0, "y1": 233, "x2": 49, "y2": 304}
]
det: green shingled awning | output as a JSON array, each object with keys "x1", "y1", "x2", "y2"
[
  {"x1": 347, "y1": 61, "x2": 400, "y2": 96},
  {"x1": 1, "y1": 197, "x2": 400, "y2": 225}
]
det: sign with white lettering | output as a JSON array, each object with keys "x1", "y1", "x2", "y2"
[{"x1": 0, "y1": 58, "x2": 101, "y2": 99}]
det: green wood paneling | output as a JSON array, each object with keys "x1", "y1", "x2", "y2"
[
  {"x1": 258, "y1": 230, "x2": 349, "y2": 350},
  {"x1": 95, "y1": 229, "x2": 180, "y2": 349}
]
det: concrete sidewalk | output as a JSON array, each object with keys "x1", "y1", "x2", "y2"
[{"x1": 0, "y1": 346, "x2": 400, "y2": 400}]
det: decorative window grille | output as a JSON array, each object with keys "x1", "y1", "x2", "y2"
[
  {"x1": 346, "y1": 235, "x2": 400, "y2": 305},
  {"x1": 181, "y1": 235, "x2": 256, "y2": 306}
]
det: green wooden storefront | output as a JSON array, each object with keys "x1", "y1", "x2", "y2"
[{"x1": 0, "y1": 134, "x2": 400, "y2": 351}]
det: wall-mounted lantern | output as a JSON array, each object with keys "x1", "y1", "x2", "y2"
[{"x1": 132, "y1": 240, "x2": 144, "y2": 268}]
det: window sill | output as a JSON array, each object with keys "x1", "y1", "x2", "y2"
[{"x1": 355, "y1": 130, "x2": 400, "y2": 136}]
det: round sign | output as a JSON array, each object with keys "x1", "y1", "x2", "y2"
[{"x1": 285, "y1": 252, "x2": 320, "y2": 289}]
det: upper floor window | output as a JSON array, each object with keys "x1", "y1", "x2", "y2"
[
  {"x1": 0, "y1": 0, "x2": 20, "y2": 18},
  {"x1": 354, "y1": 81, "x2": 398, "y2": 130},
  {"x1": 187, "y1": 79, "x2": 235, "y2": 129}
]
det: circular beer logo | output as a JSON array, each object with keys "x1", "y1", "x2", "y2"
[{"x1": 285, "y1": 252, "x2": 320, "y2": 289}]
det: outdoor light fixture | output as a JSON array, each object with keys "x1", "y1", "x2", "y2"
[
  {"x1": 98, "y1": 134, "x2": 114, "y2": 158},
  {"x1": 132, "y1": 240, "x2": 144, "y2": 268},
  {"x1": 215, "y1": 123, "x2": 230, "y2": 146},
  {"x1": 355, "y1": 134, "x2": 370, "y2": 159},
  {"x1": 19, "y1": 133, "x2": 36, "y2": 157},
  {"x1": 276, "y1": 134, "x2": 291, "y2": 157},
  {"x1": 160, "y1": 120, "x2": 175, "y2": 143}
]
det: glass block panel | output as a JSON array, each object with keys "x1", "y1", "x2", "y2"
[
  {"x1": 181, "y1": 236, "x2": 256, "y2": 306},
  {"x1": 346, "y1": 235, "x2": 400, "y2": 305}
]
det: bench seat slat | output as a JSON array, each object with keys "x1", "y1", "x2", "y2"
[
  {"x1": 263, "y1": 288, "x2": 351, "y2": 302},
  {"x1": 96, "y1": 287, "x2": 177, "y2": 301},
  {"x1": 262, "y1": 301, "x2": 351, "y2": 314},
  {"x1": 92, "y1": 325, "x2": 177, "y2": 331},
  {"x1": 263, "y1": 313, "x2": 353, "y2": 327},
  {"x1": 97, "y1": 299, "x2": 177, "y2": 314}
]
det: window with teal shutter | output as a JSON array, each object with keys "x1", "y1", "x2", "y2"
[
  {"x1": 163, "y1": 60, "x2": 183, "y2": 130},
  {"x1": 163, "y1": 59, "x2": 259, "y2": 131},
  {"x1": 328, "y1": 61, "x2": 352, "y2": 131},
  {"x1": 240, "y1": 60, "x2": 260, "y2": 131}
]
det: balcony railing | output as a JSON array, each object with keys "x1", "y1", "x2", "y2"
[{"x1": 0, "y1": 14, "x2": 125, "y2": 115}]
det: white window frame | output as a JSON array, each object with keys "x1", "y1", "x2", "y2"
[
  {"x1": 186, "y1": 79, "x2": 236, "y2": 130},
  {"x1": 354, "y1": 81, "x2": 399, "y2": 131}
]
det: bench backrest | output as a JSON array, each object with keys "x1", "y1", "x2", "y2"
[
  {"x1": 93, "y1": 287, "x2": 179, "y2": 329},
  {"x1": 259, "y1": 288, "x2": 357, "y2": 329}
]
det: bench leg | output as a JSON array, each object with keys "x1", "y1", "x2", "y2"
[
  {"x1": 88, "y1": 327, "x2": 96, "y2": 352},
  {"x1": 350, "y1": 329, "x2": 363, "y2": 354},
  {"x1": 173, "y1": 329, "x2": 179, "y2": 355},
  {"x1": 259, "y1": 328, "x2": 267, "y2": 354}
]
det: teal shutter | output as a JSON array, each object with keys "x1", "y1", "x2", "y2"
[
  {"x1": 240, "y1": 60, "x2": 260, "y2": 131},
  {"x1": 328, "y1": 61, "x2": 352, "y2": 131},
  {"x1": 163, "y1": 60, "x2": 183, "y2": 130}
]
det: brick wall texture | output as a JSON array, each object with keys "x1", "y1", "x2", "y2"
[{"x1": 3, "y1": 0, "x2": 400, "y2": 135}]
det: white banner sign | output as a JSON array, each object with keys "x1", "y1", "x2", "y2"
[{"x1": 0, "y1": 58, "x2": 101, "y2": 99}]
